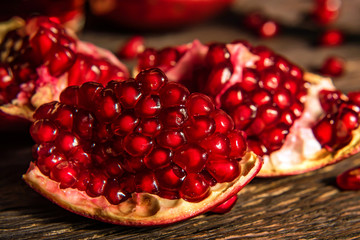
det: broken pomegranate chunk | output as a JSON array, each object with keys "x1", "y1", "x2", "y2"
[
  {"x1": 23, "y1": 68, "x2": 262, "y2": 226},
  {"x1": 0, "y1": 16, "x2": 129, "y2": 128},
  {"x1": 135, "y1": 40, "x2": 360, "y2": 177}
]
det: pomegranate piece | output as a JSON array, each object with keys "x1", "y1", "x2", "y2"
[
  {"x1": 337, "y1": 166, "x2": 360, "y2": 190},
  {"x1": 0, "y1": 16, "x2": 129, "y2": 128},
  {"x1": 23, "y1": 68, "x2": 262, "y2": 226},
  {"x1": 135, "y1": 39, "x2": 360, "y2": 177},
  {"x1": 320, "y1": 56, "x2": 345, "y2": 77},
  {"x1": 88, "y1": 0, "x2": 235, "y2": 30}
]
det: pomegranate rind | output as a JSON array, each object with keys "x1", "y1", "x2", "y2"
[
  {"x1": 258, "y1": 72, "x2": 360, "y2": 177},
  {"x1": 23, "y1": 151, "x2": 262, "y2": 226}
]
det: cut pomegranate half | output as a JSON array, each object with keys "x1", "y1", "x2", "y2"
[
  {"x1": 135, "y1": 40, "x2": 360, "y2": 177},
  {"x1": 23, "y1": 68, "x2": 262, "y2": 226},
  {"x1": 0, "y1": 17, "x2": 129, "y2": 129}
]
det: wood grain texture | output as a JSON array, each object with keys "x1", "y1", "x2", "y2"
[{"x1": 2, "y1": 0, "x2": 360, "y2": 239}]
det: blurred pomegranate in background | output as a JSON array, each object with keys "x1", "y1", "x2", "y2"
[
  {"x1": 88, "y1": 0, "x2": 235, "y2": 30},
  {"x1": 0, "y1": 0, "x2": 85, "y2": 32}
]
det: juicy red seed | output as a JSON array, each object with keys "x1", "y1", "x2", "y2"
[
  {"x1": 157, "y1": 47, "x2": 180, "y2": 69},
  {"x1": 69, "y1": 147, "x2": 91, "y2": 167},
  {"x1": 211, "y1": 109, "x2": 234, "y2": 134},
  {"x1": 312, "y1": 116, "x2": 334, "y2": 146},
  {"x1": 160, "y1": 107, "x2": 188, "y2": 129},
  {"x1": 78, "y1": 82, "x2": 103, "y2": 109},
  {"x1": 336, "y1": 109, "x2": 359, "y2": 134},
  {"x1": 122, "y1": 156, "x2": 146, "y2": 173},
  {"x1": 95, "y1": 123, "x2": 113, "y2": 142},
  {"x1": 251, "y1": 89, "x2": 272, "y2": 106},
  {"x1": 75, "y1": 170, "x2": 90, "y2": 191},
  {"x1": 30, "y1": 27, "x2": 57, "y2": 59},
  {"x1": 258, "y1": 20, "x2": 279, "y2": 38},
  {"x1": 227, "y1": 130, "x2": 247, "y2": 158},
  {"x1": 312, "y1": 0, "x2": 340, "y2": 25},
  {"x1": 280, "y1": 110, "x2": 296, "y2": 126},
  {"x1": 261, "y1": 125, "x2": 289, "y2": 150},
  {"x1": 136, "y1": 68, "x2": 167, "y2": 94},
  {"x1": 72, "y1": 110, "x2": 95, "y2": 139},
  {"x1": 211, "y1": 195, "x2": 238, "y2": 214},
  {"x1": 45, "y1": 46, "x2": 76, "y2": 77},
  {"x1": 104, "y1": 178, "x2": 129, "y2": 205},
  {"x1": 348, "y1": 92, "x2": 360, "y2": 106},
  {"x1": 319, "y1": 29, "x2": 344, "y2": 46},
  {"x1": 33, "y1": 101, "x2": 58, "y2": 120},
  {"x1": 112, "y1": 111, "x2": 139, "y2": 136},
  {"x1": 155, "y1": 164, "x2": 185, "y2": 191},
  {"x1": 117, "y1": 35, "x2": 144, "y2": 59},
  {"x1": 289, "y1": 65, "x2": 304, "y2": 80},
  {"x1": 258, "y1": 105, "x2": 280, "y2": 125},
  {"x1": 0, "y1": 64, "x2": 14, "y2": 89},
  {"x1": 231, "y1": 104, "x2": 257, "y2": 129},
  {"x1": 260, "y1": 68, "x2": 281, "y2": 91},
  {"x1": 246, "y1": 118, "x2": 266, "y2": 135},
  {"x1": 135, "y1": 171, "x2": 159, "y2": 194},
  {"x1": 174, "y1": 144, "x2": 208, "y2": 173},
  {"x1": 144, "y1": 147, "x2": 172, "y2": 170},
  {"x1": 243, "y1": 12, "x2": 264, "y2": 30},
  {"x1": 55, "y1": 132, "x2": 79, "y2": 153},
  {"x1": 30, "y1": 119, "x2": 58, "y2": 143},
  {"x1": 320, "y1": 56, "x2": 345, "y2": 77},
  {"x1": 33, "y1": 143, "x2": 56, "y2": 160},
  {"x1": 86, "y1": 172, "x2": 108, "y2": 197},
  {"x1": 283, "y1": 78, "x2": 299, "y2": 95},
  {"x1": 274, "y1": 56, "x2": 290, "y2": 73},
  {"x1": 135, "y1": 95, "x2": 161, "y2": 117},
  {"x1": 204, "y1": 63, "x2": 233, "y2": 96},
  {"x1": 206, "y1": 157, "x2": 240, "y2": 183},
  {"x1": 290, "y1": 100, "x2": 304, "y2": 118},
  {"x1": 138, "y1": 48, "x2": 157, "y2": 69},
  {"x1": 186, "y1": 93, "x2": 215, "y2": 116},
  {"x1": 156, "y1": 130, "x2": 186, "y2": 149},
  {"x1": 337, "y1": 167, "x2": 360, "y2": 191},
  {"x1": 136, "y1": 118, "x2": 162, "y2": 136},
  {"x1": 60, "y1": 85, "x2": 79, "y2": 106},
  {"x1": 248, "y1": 139, "x2": 267, "y2": 156},
  {"x1": 240, "y1": 68, "x2": 259, "y2": 92},
  {"x1": 116, "y1": 80, "x2": 142, "y2": 108},
  {"x1": 50, "y1": 161, "x2": 78, "y2": 189},
  {"x1": 273, "y1": 88, "x2": 292, "y2": 109},
  {"x1": 124, "y1": 133, "x2": 153, "y2": 157},
  {"x1": 201, "y1": 133, "x2": 231, "y2": 156},
  {"x1": 319, "y1": 89, "x2": 342, "y2": 113},
  {"x1": 252, "y1": 46, "x2": 274, "y2": 70},
  {"x1": 180, "y1": 173, "x2": 210, "y2": 202},
  {"x1": 52, "y1": 104, "x2": 74, "y2": 131},
  {"x1": 37, "y1": 153, "x2": 66, "y2": 175},
  {"x1": 184, "y1": 116, "x2": 215, "y2": 141},
  {"x1": 104, "y1": 158, "x2": 124, "y2": 177},
  {"x1": 95, "y1": 88, "x2": 121, "y2": 122},
  {"x1": 220, "y1": 85, "x2": 244, "y2": 111},
  {"x1": 159, "y1": 82, "x2": 190, "y2": 108},
  {"x1": 206, "y1": 43, "x2": 231, "y2": 66}
]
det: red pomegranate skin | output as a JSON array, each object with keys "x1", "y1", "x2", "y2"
[{"x1": 89, "y1": 0, "x2": 235, "y2": 30}]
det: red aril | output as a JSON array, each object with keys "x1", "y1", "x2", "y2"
[
  {"x1": 320, "y1": 56, "x2": 345, "y2": 77},
  {"x1": 136, "y1": 40, "x2": 360, "y2": 177},
  {"x1": 23, "y1": 68, "x2": 262, "y2": 226},
  {"x1": 337, "y1": 166, "x2": 360, "y2": 190},
  {"x1": 0, "y1": 17, "x2": 129, "y2": 130}
]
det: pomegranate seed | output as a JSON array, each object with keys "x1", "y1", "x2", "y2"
[
  {"x1": 86, "y1": 171, "x2": 108, "y2": 197},
  {"x1": 136, "y1": 68, "x2": 167, "y2": 94},
  {"x1": 123, "y1": 133, "x2": 153, "y2": 157},
  {"x1": 159, "y1": 82, "x2": 190, "y2": 108},
  {"x1": 0, "y1": 63, "x2": 14, "y2": 89},
  {"x1": 186, "y1": 93, "x2": 215, "y2": 116},
  {"x1": 348, "y1": 92, "x2": 360, "y2": 106},
  {"x1": 50, "y1": 161, "x2": 78, "y2": 189},
  {"x1": 37, "y1": 153, "x2": 66, "y2": 175},
  {"x1": 104, "y1": 178, "x2": 129, "y2": 205},
  {"x1": 52, "y1": 104, "x2": 75, "y2": 131},
  {"x1": 30, "y1": 119, "x2": 58, "y2": 143},
  {"x1": 60, "y1": 85, "x2": 80, "y2": 106},
  {"x1": 211, "y1": 195, "x2": 238, "y2": 214},
  {"x1": 206, "y1": 157, "x2": 240, "y2": 183},
  {"x1": 136, "y1": 118, "x2": 162, "y2": 136},
  {"x1": 135, "y1": 95, "x2": 161, "y2": 117},
  {"x1": 231, "y1": 104, "x2": 256, "y2": 129},
  {"x1": 312, "y1": 116, "x2": 334, "y2": 146},
  {"x1": 204, "y1": 63, "x2": 233, "y2": 96},
  {"x1": 138, "y1": 48, "x2": 157, "y2": 70},
  {"x1": 201, "y1": 132, "x2": 231, "y2": 156},
  {"x1": 144, "y1": 147, "x2": 172, "y2": 170},
  {"x1": 184, "y1": 116, "x2": 215, "y2": 140},
  {"x1": 319, "y1": 89, "x2": 342, "y2": 113},
  {"x1": 135, "y1": 171, "x2": 159, "y2": 194},
  {"x1": 312, "y1": 0, "x2": 341, "y2": 25},
  {"x1": 228, "y1": 130, "x2": 247, "y2": 158},
  {"x1": 337, "y1": 167, "x2": 360, "y2": 190},
  {"x1": 206, "y1": 43, "x2": 231, "y2": 66},
  {"x1": 55, "y1": 132, "x2": 79, "y2": 153},
  {"x1": 174, "y1": 144, "x2": 208, "y2": 173},
  {"x1": 117, "y1": 36, "x2": 144, "y2": 59},
  {"x1": 320, "y1": 56, "x2": 345, "y2": 77},
  {"x1": 160, "y1": 107, "x2": 188, "y2": 129},
  {"x1": 240, "y1": 68, "x2": 259, "y2": 92},
  {"x1": 156, "y1": 164, "x2": 185, "y2": 191},
  {"x1": 115, "y1": 80, "x2": 142, "y2": 109},
  {"x1": 157, "y1": 47, "x2": 180, "y2": 70},
  {"x1": 112, "y1": 111, "x2": 139, "y2": 136},
  {"x1": 319, "y1": 29, "x2": 344, "y2": 46},
  {"x1": 211, "y1": 109, "x2": 234, "y2": 134},
  {"x1": 180, "y1": 173, "x2": 210, "y2": 202},
  {"x1": 45, "y1": 46, "x2": 76, "y2": 77},
  {"x1": 220, "y1": 84, "x2": 244, "y2": 111},
  {"x1": 258, "y1": 20, "x2": 279, "y2": 38}
]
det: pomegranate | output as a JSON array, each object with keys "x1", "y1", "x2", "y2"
[
  {"x1": 320, "y1": 56, "x2": 345, "y2": 77},
  {"x1": 135, "y1": 40, "x2": 360, "y2": 177},
  {"x1": 23, "y1": 68, "x2": 262, "y2": 226},
  {"x1": 88, "y1": 0, "x2": 234, "y2": 30},
  {"x1": 0, "y1": 17, "x2": 129, "y2": 129}
]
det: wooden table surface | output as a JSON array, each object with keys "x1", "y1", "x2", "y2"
[{"x1": 2, "y1": 0, "x2": 360, "y2": 239}]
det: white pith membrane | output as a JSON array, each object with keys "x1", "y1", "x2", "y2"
[
  {"x1": 0, "y1": 18, "x2": 129, "y2": 122},
  {"x1": 23, "y1": 151, "x2": 262, "y2": 226},
  {"x1": 136, "y1": 40, "x2": 360, "y2": 177}
]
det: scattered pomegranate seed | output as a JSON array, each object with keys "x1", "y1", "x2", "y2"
[
  {"x1": 243, "y1": 12, "x2": 279, "y2": 38},
  {"x1": 320, "y1": 56, "x2": 345, "y2": 77},
  {"x1": 312, "y1": 0, "x2": 342, "y2": 25},
  {"x1": 319, "y1": 29, "x2": 344, "y2": 46},
  {"x1": 337, "y1": 166, "x2": 360, "y2": 190}
]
